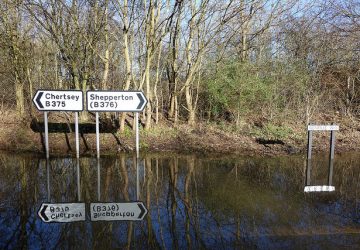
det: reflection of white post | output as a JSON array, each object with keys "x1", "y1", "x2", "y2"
[
  {"x1": 328, "y1": 130, "x2": 335, "y2": 185},
  {"x1": 135, "y1": 112, "x2": 140, "y2": 200},
  {"x1": 96, "y1": 112, "x2": 100, "y2": 159},
  {"x1": 46, "y1": 159, "x2": 50, "y2": 201},
  {"x1": 97, "y1": 158, "x2": 101, "y2": 201},
  {"x1": 44, "y1": 112, "x2": 49, "y2": 159},
  {"x1": 135, "y1": 112, "x2": 139, "y2": 157},
  {"x1": 75, "y1": 112, "x2": 80, "y2": 159},
  {"x1": 136, "y1": 158, "x2": 140, "y2": 200},
  {"x1": 77, "y1": 159, "x2": 81, "y2": 201}
]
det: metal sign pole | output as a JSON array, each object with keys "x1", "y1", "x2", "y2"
[
  {"x1": 44, "y1": 112, "x2": 49, "y2": 159},
  {"x1": 75, "y1": 112, "x2": 80, "y2": 159},
  {"x1": 96, "y1": 112, "x2": 100, "y2": 159},
  {"x1": 305, "y1": 125, "x2": 313, "y2": 186},
  {"x1": 306, "y1": 127, "x2": 313, "y2": 160},
  {"x1": 304, "y1": 124, "x2": 338, "y2": 192},
  {"x1": 328, "y1": 130, "x2": 336, "y2": 185}
]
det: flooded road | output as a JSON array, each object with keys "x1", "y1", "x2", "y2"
[{"x1": 0, "y1": 152, "x2": 359, "y2": 249}]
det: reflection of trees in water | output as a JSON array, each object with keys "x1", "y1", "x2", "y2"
[
  {"x1": 1, "y1": 153, "x2": 360, "y2": 248},
  {"x1": 198, "y1": 155, "x2": 360, "y2": 246},
  {"x1": 0, "y1": 157, "x2": 32, "y2": 249},
  {"x1": 19, "y1": 159, "x2": 29, "y2": 250}
]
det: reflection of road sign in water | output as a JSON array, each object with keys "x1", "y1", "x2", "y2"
[
  {"x1": 90, "y1": 202, "x2": 148, "y2": 221},
  {"x1": 38, "y1": 203, "x2": 85, "y2": 223},
  {"x1": 304, "y1": 186, "x2": 335, "y2": 192},
  {"x1": 33, "y1": 90, "x2": 83, "y2": 111},
  {"x1": 86, "y1": 91, "x2": 147, "y2": 112}
]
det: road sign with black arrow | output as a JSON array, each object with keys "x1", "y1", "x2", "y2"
[
  {"x1": 90, "y1": 202, "x2": 148, "y2": 221},
  {"x1": 86, "y1": 91, "x2": 147, "y2": 112},
  {"x1": 33, "y1": 90, "x2": 83, "y2": 111}
]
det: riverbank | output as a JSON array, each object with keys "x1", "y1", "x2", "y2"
[{"x1": 1, "y1": 109, "x2": 360, "y2": 157}]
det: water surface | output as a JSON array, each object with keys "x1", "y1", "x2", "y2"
[{"x1": 0, "y1": 152, "x2": 359, "y2": 249}]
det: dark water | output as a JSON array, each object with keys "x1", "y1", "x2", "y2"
[{"x1": 0, "y1": 151, "x2": 359, "y2": 249}]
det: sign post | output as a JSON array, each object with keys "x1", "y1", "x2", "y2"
[
  {"x1": 96, "y1": 112, "x2": 100, "y2": 159},
  {"x1": 75, "y1": 112, "x2": 80, "y2": 159},
  {"x1": 44, "y1": 112, "x2": 49, "y2": 159},
  {"x1": 86, "y1": 90, "x2": 147, "y2": 159},
  {"x1": 87, "y1": 90, "x2": 148, "y2": 214},
  {"x1": 304, "y1": 124, "x2": 339, "y2": 192},
  {"x1": 33, "y1": 90, "x2": 83, "y2": 159}
]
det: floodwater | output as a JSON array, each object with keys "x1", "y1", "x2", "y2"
[{"x1": 0, "y1": 151, "x2": 359, "y2": 249}]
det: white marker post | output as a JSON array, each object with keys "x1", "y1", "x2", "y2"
[
  {"x1": 75, "y1": 112, "x2": 79, "y2": 159},
  {"x1": 44, "y1": 112, "x2": 49, "y2": 159},
  {"x1": 96, "y1": 112, "x2": 100, "y2": 159},
  {"x1": 33, "y1": 90, "x2": 83, "y2": 159}
]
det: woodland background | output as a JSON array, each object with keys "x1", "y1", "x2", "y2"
[{"x1": 0, "y1": 0, "x2": 359, "y2": 136}]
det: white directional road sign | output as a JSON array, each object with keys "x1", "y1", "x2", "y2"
[
  {"x1": 33, "y1": 90, "x2": 83, "y2": 111},
  {"x1": 38, "y1": 203, "x2": 85, "y2": 223},
  {"x1": 90, "y1": 202, "x2": 148, "y2": 221},
  {"x1": 308, "y1": 125, "x2": 339, "y2": 131},
  {"x1": 87, "y1": 91, "x2": 147, "y2": 112}
]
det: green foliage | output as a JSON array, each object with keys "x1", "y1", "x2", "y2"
[
  {"x1": 140, "y1": 141, "x2": 149, "y2": 149},
  {"x1": 251, "y1": 123, "x2": 294, "y2": 139},
  {"x1": 203, "y1": 59, "x2": 313, "y2": 122},
  {"x1": 205, "y1": 60, "x2": 276, "y2": 119},
  {"x1": 122, "y1": 127, "x2": 133, "y2": 138}
]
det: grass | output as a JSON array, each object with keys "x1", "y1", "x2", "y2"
[{"x1": 250, "y1": 123, "x2": 295, "y2": 140}]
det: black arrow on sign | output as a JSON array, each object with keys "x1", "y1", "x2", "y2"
[
  {"x1": 138, "y1": 203, "x2": 147, "y2": 219},
  {"x1": 40, "y1": 205, "x2": 49, "y2": 221},
  {"x1": 36, "y1": 91, "x2": 44, "y2": 109},
  {"x1": 136, "y1": 93, "x2": 145, "y2": 110}
]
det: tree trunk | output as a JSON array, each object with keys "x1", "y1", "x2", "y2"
[
  {"x1": 15, "y1": 80, "x2": 25, "y2": 117},
  {"x1": 120, "y1": 0, "x2": 133, "y2": 133},
  {"x1": 185, "y1": 85, "x2": 195, "y2": 125},
  {"x1": 81, "y1": 77, "x2": 88, "y2": 121},
  {"x1": 101, "y1": 47, "x2": 109, "y2": 90},
  {"x1": 145, "y1": 56, "x2": 152, "y2": 130},
  {"x1": 27, "y1": 66, "x2": 33, "y2": 115}
]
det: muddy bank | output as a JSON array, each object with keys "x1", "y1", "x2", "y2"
[{"x1": 1, "y1": 111, "x2": 360, "y2": 157}]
